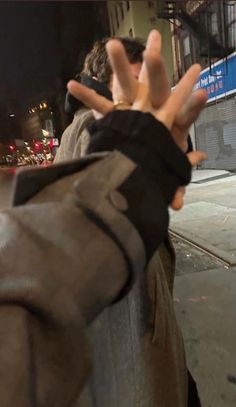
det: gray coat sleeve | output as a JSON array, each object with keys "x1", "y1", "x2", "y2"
[{"x1": 0, "y1": 152, "x2": 145, "y2": 407}]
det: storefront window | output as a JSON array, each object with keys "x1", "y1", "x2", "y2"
[
  {"x1": 183, "y1": 35, "x2": 192, "y2": 70},
  {"x1": 209, "y1": 11, "x2": 218, "y2": 38}
]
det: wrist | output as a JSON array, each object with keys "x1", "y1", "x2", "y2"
[{"x1": 88, "y1": 110, "x2": 191, "y2": 191}]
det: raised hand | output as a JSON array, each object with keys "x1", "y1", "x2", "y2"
[
  {"x1": 68, "y1": 30, "x2": 207, "y2": 146},
  {"x1": 67, "y1": 30, "x2": 207, "y2": 210}
]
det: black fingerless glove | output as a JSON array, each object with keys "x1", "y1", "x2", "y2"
[{"x1": 87, "y1": 110, "x2": 191, "y2": 260}]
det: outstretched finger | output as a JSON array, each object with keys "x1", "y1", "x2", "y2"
[
  {"x1": 144, "y1": 51, "x2": 170, "y2": 107},
  {"x1": 67, "y1": 80, "x2": 113, "y2": 115},
  {"x1": 171, "y1": 187, "x2": 185, "y2": 211},
  {"x1": 106, "y1": 39, "x2": 138, "y2": 103},
  {"x1": 157, "y1": 64, "x2": 202, "y2": 129},
  {"x1": 175, "y1": 88, "x2": 208, "y2": 130},
  {"x1": 146, "y1": 29, "x2": 162, "y2": 53},
  {"x1": 139, "y1": 30, "x2": 162, "y2": 84},
  {"x1": 187, "y1": 150, "x2": 207, "y2": 167},
  {"x1": 171, "y1": 149, "x2": 207, "y2": 211}
]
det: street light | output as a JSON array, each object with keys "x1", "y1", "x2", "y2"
[{"x1": 42, "y1": 129, "x2": 49, "y2": 136}]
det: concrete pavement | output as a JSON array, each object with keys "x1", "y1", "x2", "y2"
[
  {"x1": 171, "y1": 170, "x2": 236, "y2": 265},
  {"x1": 175, "y1": 267, "x2": 236, "y2": 407},
  {"x1": 171, "y1": 170, "x2": 236, "y2": 406}
]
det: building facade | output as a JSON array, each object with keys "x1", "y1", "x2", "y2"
[
  {"x1": 106, "y1": 1, "x2": 174, "y2": 84},
  {"x1": 167, "y1": 0, "x2": 236, "y2": 170},
  {"x1": 107, "y1": 0, "x2": 236, "y2": 170}
]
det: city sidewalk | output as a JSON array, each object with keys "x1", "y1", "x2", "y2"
[
  {"x1": 171, "y1": 169, "x2": 236, "y2": 265},
  {"x1": 171, "y1": 170, "x2": 236, "y2": 406}
]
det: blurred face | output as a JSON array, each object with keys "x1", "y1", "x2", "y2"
[
  {"x1": 108, "y1": 61, "x2": 142, "y2": 90},
  {"x1": 93, "y1": 61, "x2": 142, "y2": 119},
  {"x1": 130, "y1": 61, "x2": 142, "y2": 79}
]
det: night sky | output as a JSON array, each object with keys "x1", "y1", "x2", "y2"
[
  {"x1": 0, "y1": 1, "x2": 108, "y2": 110},
  {"x1": 0, "y1": 2, "x2": 60, "y2": 107},
  {"x1": 0, "y1": 1, "x2": 108, "y2": 143}
]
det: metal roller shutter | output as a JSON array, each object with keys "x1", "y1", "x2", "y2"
[{"x1": 195, "y1": 97, "x2": 236, "y2": 170}]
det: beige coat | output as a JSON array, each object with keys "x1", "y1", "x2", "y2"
[{"x1": 54, "y1": 107, "x2": 94, "y2": 163}]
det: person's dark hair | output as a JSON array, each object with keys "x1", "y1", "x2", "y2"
[
  {"x1": 81, "y1": 37, "x2": 145, "y2": 84},
  {"x1": 65, "y1": 37, "x2": 145, "y2": 115}
]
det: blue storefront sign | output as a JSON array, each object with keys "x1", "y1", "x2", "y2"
[{"x1": 194, "y1": 51, "x2": 236, "y2": 102}]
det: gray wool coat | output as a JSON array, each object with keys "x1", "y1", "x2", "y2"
[
  {"x1": 54, "y1": 109, "x2": 189, "y2": 407},
  {"x1": 0, "y1": 148, "x2": 188, "y2": 407}
]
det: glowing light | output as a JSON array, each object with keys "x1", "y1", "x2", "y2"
[{"x1": 49, "y1": 139, "x2": 54, "y2": 148}]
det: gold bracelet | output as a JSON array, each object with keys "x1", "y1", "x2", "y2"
[{"x1": 113, "y1": 100, "x2": 131, "y2": 110}]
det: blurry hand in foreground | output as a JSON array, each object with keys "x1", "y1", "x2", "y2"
[{"x1": 67, "y1": 30, "x2": 207, "y2": 210}]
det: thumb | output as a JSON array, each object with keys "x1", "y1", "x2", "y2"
[
  {"x1": 171, "y1": 187, "x2": 185, "y2": 211},
  {"x1": 171, "y1": 151, "x2": 207, "y2": 211},
  {"x1": 187, "y1": 150, "x2": 207, "y2": 167}
]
